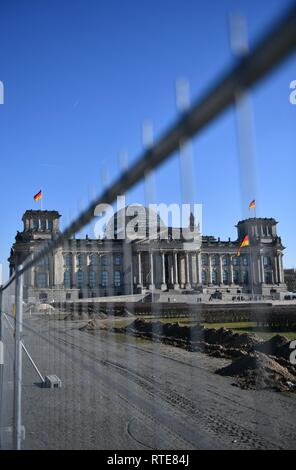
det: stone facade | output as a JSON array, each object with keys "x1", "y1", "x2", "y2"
[
  {"x1": 284, "y1": 269, "x2": 296, "y2": 293},
  {"x1": 8, "y1": 209, "x2": 287, "y2": 303}
]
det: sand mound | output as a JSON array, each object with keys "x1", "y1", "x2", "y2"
[{"x1": 216, "y1": 352, "x2": 296, "y2": 391}]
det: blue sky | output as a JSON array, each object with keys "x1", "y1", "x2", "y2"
[{"x1": 0, "y1": 0, "x2": 295, "y2": 281}]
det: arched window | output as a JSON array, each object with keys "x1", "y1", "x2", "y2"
[
  {"x1": 233, "y1": 256, "x2": 240, "y2": 266},
  {"x1": 223, "y1": 270, "x2": 228, "y2": 284},
  {"x1": 114, "y1": 254, "x2": 121, "y2": 266},
  {"x1": 88, "y1": 270, "x2": 95, "y2": 288},
  {"x1": 242, "y1": 271, "x2": 249, "y2": 284},
  {"x1": 36, "y1": 273, "x2": 47, "y2": 288},
  {"x1": 77, "y1": 254, "x2": 84, "y2": 268},
  {"x1": 76, "y1": 271, "x2": 84, "y2": 289},
  {"x1": 222, "y1": 256, "x2": 228, "y2": 266},
  {"x1": 265, "y1": 271, "x2": 272, "y2": 284},
  {"x1": 201, "y1": 255, "x2": 208, "y2": 266},
  {"x1": 64, "y1": 254, "x2": 72, "y2": 267},
  {"x1": 64, "y1": 271, "x2": 71, "y2": 288},
  {"x1": 101, "y1": 255, "x2": 108, "y2": 266},
  {"x1": 101, "y1": 270, "x2": 108, "y2": 287},
  {"x1": 211, "y1": 269, "x2": 218, "y2": 284},
  {"x1": 114, "y1": 271, "x2": 121, "y2": 287},
  {"x1": 233, "y1": 270, "x2": 239, "y2": 285},
  {"x1": 88, "y1": 254, "x2": 96, "y2": 266},
  {"x1": 211, "y1": 255, "x2": 217, "y2": 267},
  {"x1": 38, "y1": 256, "x2": 49, "y2": 268},
  {"x1": 201, "y1": 270, "x2": 207, "y2": 284}
]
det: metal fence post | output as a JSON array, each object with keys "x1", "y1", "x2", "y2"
[{"x1": 13, "y1": 265, "x2": 23, "y2": 450}]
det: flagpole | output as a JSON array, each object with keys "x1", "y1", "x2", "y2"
[
  {"x1": 40, "y1": 188, "x2": 43, "y2": 210},
  {"x1": 248, "y1": 232, "x2": 254, "y2": 299}
]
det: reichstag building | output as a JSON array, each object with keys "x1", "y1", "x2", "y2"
[{"x1": 8, "y1": 207, "x2": 287, "y2": 302}]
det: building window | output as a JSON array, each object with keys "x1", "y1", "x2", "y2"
[
  {"x1": 66, "y1": 293, "x2": 71, "y2": 300},
  {"x1": 101, "y1": 255, "x2": 109, "y2": 266},
  {"x1": 36, "y1": 273, "x2": 47, "y2": 288},
  {"x1": 222, "y1": 256, "x2": 228, "y2": 266},
  {"x1": 223, "y1": 270, "x2": 228, "y2": 284},
  {"x1": 233, "y1": 270, "x2": 239, "y2": 285},
  {"x1": 211, "y1": 255, "x2": 217, "y2": 267},
  {"x1": 114, "y1": 270, "x2": 121, "y2": 287},
  {"x1": 64, "y1": 254, "x2": 72, "y2": 267},
  {"x1": 76, "y1": 271, "x2": 84, "y2": 289},
  {"x1": 88, "y1": 270, "x2": 95, "y2": 288},
  {"x1": 88, "y1": 254, "x2": 96, "y2": 266},
  {"x1": 38, "y1": 256, "x2": 49, "y2": 268},
  {"x1": 41, "y1": 219, "x2": 46, "y2": 231},
  {"x1": 33, "y1": 219, "x2": 39, "y2": 230},
  {"x1": 265, "y1": 271, "x2": 272, "y2": 284},
  {"x1": 233, "y1": 257, "x2": 240, "y2": 266},
  {"x1": 114, "y1": 254, "x2": 121, "y2": 266},
  {"x1": 242, "y1": 271, "x2": 249, "y2": 284},
  {"x1": 64, "y1": 271, "x2": 71, "y2": 288},
  {"x1": 77, "y1": 254, "x2": 84, "y2": 268},
  {"x1": 39, "y1": 292, "x2": 48, "y2": 301},
  {"x1": 201, "y1": 270, "x2": 207, "y2": 284},
  {"x1": 211, "y1": 269, "x2": 218, "y2": 284},
  {"x1": 48, "y1": 220, "x2": 53, "y2": 231},
  {"x1": 263, "y1": 256, "x2": 271, "y2": 267},
  {"x1": 201, "y1": 255, "x2": 208, "y2": 266},
  {"x1": 242, "y1": 256, "x2": 248, "y2": 266},
  {"x1": 101, "y1": 270, "x2": 108, "y2": 287}
]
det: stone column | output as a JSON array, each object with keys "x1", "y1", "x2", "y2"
[
  {"x1": 138, "y1": 252, "x2": 142, "y2": 286},
  {"x1": 230, "y1": 256, "x2": 234, "y2": 284},
  {"x1": 260, "y1": 255, "x2": 265, "y2": 284},
  {"x1": 72, "y1": 253, "x2": 76, "y2": 286},
  {"x1": 149, "y1": 252, "x2": 155, "y2": 290},
  {"x1": 278, "y1": 254, "x2": 284, "y2": 283},
  {"x1": 174, "y1": 252, "x2": 180, "y2": 289},
  {"x1": 274, "y1": 254, "x2": 279, "y2": 284},
  {"x1": 197, "y1": 252, "x2": 202, "y2": 284},
  {"x1": 219, "y1": 255, "x2": 223, "y2": 285},
  {"x1": 161, "y1": 252, "x2": 167, "y2": 291},
  {"x1": 209, "y1": 256, "x2": 212, "y2": 285},
  {"x1": 185, "y1": 252, "x2": 191, "y2": 289}
]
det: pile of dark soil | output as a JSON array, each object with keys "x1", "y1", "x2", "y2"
[
  {"x1": 121, "y1": 319, "x2": 296, "y2": 392},
  {"x1": 255, "y1": 334, "x2": 291, "y2": 360},
  {"x1": 216, "y1": 352, "x2": 296, "y2": 392},
  {"x1": 123, "y1": 319, "x2": 261, "y2": 358}
]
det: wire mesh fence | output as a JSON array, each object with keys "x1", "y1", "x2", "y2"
[{"x1": 0, "y1": 3, "x2": 296, "y2": 450}]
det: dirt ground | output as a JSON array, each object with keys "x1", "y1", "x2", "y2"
[{"x1": 13, "y1": 314, "x2": 296, "y2": 450}]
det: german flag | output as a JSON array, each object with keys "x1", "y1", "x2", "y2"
[
  {"x1": 34, "y1": 190, "x2": 42, "y2": 202},
  {"x1": 237, "y1": 234, "x2": 250, "y2": 256},
  {"x1": 249, "y1": 199, "x2": 256, "y2": 209}
]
